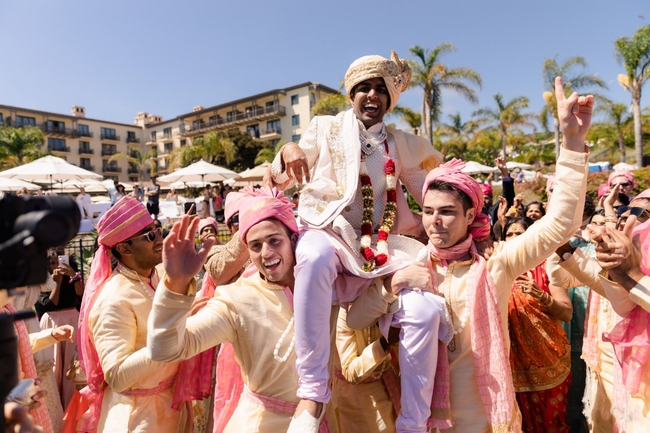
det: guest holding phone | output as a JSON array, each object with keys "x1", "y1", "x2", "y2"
[{"x1": 35, "y1": 248, "x2": 84, "y2": 319}]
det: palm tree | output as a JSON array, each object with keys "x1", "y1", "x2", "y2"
[
  {"x1": 473, "y1": 94, "x2": 536, "y2": 159},
  {"x1": 540, "y1": 55, "x2": 608, "y2": 157},
  {"x1": 593, "y1": 101, "x2": 633, "y2": 163},
  {"x1": 255, "y1": 140, "x2": 284, "y2": 165},
  {"x1": 0, "y1": 126, "x2": 45, "y2": 169},
  {"x1": 615, "y1": 25, "x2": 650, "y2": 168},
  {"x1": 109, "y1": 148, "x2": 157, "y2": 185},
  {"x1": 168, "y1": 131, "x2": 236, "y2": 169},
  {"x1": 408, "y1": 43, "x2": 482, "y2": 144},
  {"x1": 311, "y1": 93, "x2": 348, "y2": 116},
  {"x1": 391, "y1": 106, "x2": 422, "y2": 135}
]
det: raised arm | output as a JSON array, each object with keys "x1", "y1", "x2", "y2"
[{"x1": 269, "y1": 116, "x2": 322, "y2": 189}]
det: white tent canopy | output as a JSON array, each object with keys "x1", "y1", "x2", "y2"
[
  {"x1": 235, "y1": 161, "x2": 270, "y2": 182},
  {"x1": 506, "y1": 161, "x2": 533, "y2": 170},
  {"x1": 0, "y1": 177, "x2": 42, "y2": 192},
  {"x1": 157, "y1": 160, "x2": 238, "y2": 185},
  {"x1": 461, "y1": 161, "x2": 499, "y2": 175},
  {"x1": 613, "y1": 162, "x2": 635, "y2": 172},
  {"x1": 0, "y1": 155, "x2": 103, "y2": 188}
]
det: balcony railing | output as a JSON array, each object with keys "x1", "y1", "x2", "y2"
[
  {"x1": 101, "y1": 133, "x2": 120, "y2": 141},
  {"x1": 42, "y1": 125, "x2": 80, "y2": 138},
  {"x1": 48, "y1": 146, "x2": 71, "y2": 153},
  {"x1": 161, "y1": 133, "x2": 173, "y2": 140},
  {"x1": 102, "y1": 166, "x2": 122, "y2": 173},
  {"x1": 101, "y1": 149, "x2": 117, "y2": 157},
  {"x1": 265, "y1": 126, "x2": 282, "y2": 135},
  {"x1": 128, "y1": 166, "x2": 139, "y2": 174},
  {"x1": 80, "y1": 165, "x2": 95, "y2": 171},
  {"x1": 78, "y1": 130, "x2": 93, "y2": 138},
  {"x1": 78, "y1": 147, "x2": 94, "y2": 155},
  {"x1": 181, "y1": 104, "x2": 286, "y2": 136},
  {"x1": 126, "y1": 136, "x2": 140, "y2": 143}
]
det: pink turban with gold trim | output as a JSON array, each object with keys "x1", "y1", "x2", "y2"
[
  {"x1": 238, "y1": 187, "x2": 298, "y2": 245},
  {"x1": 422, "y1": 159, "x2": 490, "y2": 242}
]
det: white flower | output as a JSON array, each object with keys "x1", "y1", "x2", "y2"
[{"x1": 360, "y1": 236, "x2": 372, "y2": 248}]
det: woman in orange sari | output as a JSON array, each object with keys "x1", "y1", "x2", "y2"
[{"x1": 504, "y1": 217, "x2": 574, "y2": 432}]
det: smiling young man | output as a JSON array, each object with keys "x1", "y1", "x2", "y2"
[
  {"x1": 268, "y1": 51, "x2": 446, "y2": 432},
  {"x1": 147, "y1": 187, "x2": 324, "y2": 433},
  {"x1": 78, "y1": 196, "x2": 195, "y2": 432},
  {"x1": 348, "y1": 77, "x2": 593, "y2": 432}
]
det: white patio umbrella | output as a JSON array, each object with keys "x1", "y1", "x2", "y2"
[
  {"x1": 235, "y1": 161, "x2": 271, "y2": 183},
  {"x1": 100, "y1": 179, "x2": 134, "y2": 192},
  {"x1": 461, "y1": 161, "x2": 499, "y2": 175},
  {"x1": 0, "y1": 177, "x2": 42, "y2": 192},
  {"x1": 157, "y1": 160, "x2": 238, "y2": 186},
  {"x1": 506, "y1": 161, "x2": 533, "y2": 170},
  {"x1": 168, "y1": 181, "x2": 215, "y2": 190},
  {"x1": 0, "y1": 155, "x2": 103, "y2": 189}
]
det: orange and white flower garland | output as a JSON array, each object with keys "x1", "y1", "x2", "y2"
[{"x1": 359, "y1": 141, "x2": 397, "y2": 272}]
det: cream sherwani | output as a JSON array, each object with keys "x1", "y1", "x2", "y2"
[
  {"x1": 148, "y1": 273, "x2": 298, "y2": 433},
  {"x1": 349, "y1": 147, "x2": 588, "y2": 432},
  {"x1": 89, "y1": 265, "x2": 188, "y2": 433}
]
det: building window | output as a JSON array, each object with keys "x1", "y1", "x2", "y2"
[
  {"x1": 164, "y1": 143, "x2": 173, "y2": 153},
  {"x1": 291, "y1": 95, "x2": 299, "y2": 105},
  {"x1": 129, "y1": 176, "x2": 138, "y2": 182},
  {"x1": 102, "y1": 144, "x2": 117, "y2": 156},
  {"x1": 310, "y1": 93, "x2": 316, "y2": 107},
  {"x1": 269, "y1": 138, "x2": 281, "y2": 148},
  {"x1": 15, "y1": 116, "x2": 36, "y2": 127},
  {"x1": 101, "y1": 127, "x2": 117, "y2": 140},
  {"x1": 126, "y1": 131, "x2": 138, "y2": 143},
  {"x1": 46, "y1": 120, "x2": 65, "y2": 133},
  {"x1": 163, "y1": 127, "x2": 172, "y2": 138},
  {"x1": 47, "y1": 138, "x2": 67, "y2": 151},
  {"x1": 79, "y1": 141, "x2": 92, "y2": 154},
  {"x1": 150, "y1": 131, "x2": 157, "y2": 142},
  {"x1": 78, "y1": 124, "x2": 90, "y2": 136},
  {"x1": 102, "y1": 160, "x2": 119, "y2": 171},
  {"x1": 226, "y1": 111, "x2": 234, "y2": 122},
  {"x1": 292, "y1": 115, "x2": 300, "y2": 126},
  {"x1": 265, "y1": 101, "x2": 277, "y2": 109},
  {"x1": 208, "y1": 116, "x2": 216, "y2": 125},
  {"x1": 266, "y1": 119, "x2": 281, "y2": 134},
  {"x1": 247, "y1": 124, "x2": 260, "y2": 139},
  {"x1": 180, "y1": 139, "x2": 186, "y2": 147},
  {"x1": 0, "y1": 113, "x2": 3, "y2": 124},
  {"x1": 292, "y1": 134, "x2": 301, "y2": 142},
  {"x1": 80, "y1": 158, "x2": 92, "y2": 170}
]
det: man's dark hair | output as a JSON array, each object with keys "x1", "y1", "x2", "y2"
[
  {"x1": 350, "y1": 79, "x2": 391, "y2": 110},
  {"x1": 426, "y1": 180, "x2": 473, "y2": 213},
  {"x1": 111, "y1": 246, "x2": 122, "y2": 261}
]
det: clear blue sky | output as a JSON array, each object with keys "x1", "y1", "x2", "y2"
[{"x1": 1, "y1": 0, "x2": 648, "y2": 130}]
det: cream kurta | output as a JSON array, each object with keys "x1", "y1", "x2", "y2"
[
  {"x1": 148, "y1": 273, "x2": 298, "y2": 433},
  {"x1": 332, "y1": 307, "x2": 396, "y2": 433},
  {"x1": 89, "y1": 265, "x2": 187, "y2": 433},
  {"x1": 349, "y1": 147, "x2": 588, "y2": 432}
]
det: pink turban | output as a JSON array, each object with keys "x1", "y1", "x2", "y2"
[
  {"x1": 238, "y1": 186, "x2": 298, "y2": 245},
  {"x1": 608, "y1": 171, "x2": 635, "y2": 188},
  {"x1": 198, "y1": 217, "x2": 218, "y2": 235},
  {"x1": 422, "y1": 159, "x2": 490, "y2": 242},
  {"x1": 597, "y1": 183, "x2": 611, "y2": 199},
  {"x1": 224, "y1": 188, "x2": 251, "y2": 224},
  {"x1": 78, "y1": 197, "x2": 154, "y2": 431},
  {"x1": 632, "y1": 188, "x2": 650, "y2": 202},
  {"x1": 481, "y1": 183, "x2": 493, "y2": 197}
]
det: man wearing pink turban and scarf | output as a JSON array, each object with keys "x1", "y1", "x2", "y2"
[
  {"x1": 78, "y1": 196, "x2": 205, "y2": 432},
  {"x1": 149, "y1": 187, "x2": 331, "y2": 433},
  {"x1": 349, "y1": 77, "x2": 592, "y2": 432},
  {"x1": 608, "y1": 170, "x2": 635, "y2": 200}
]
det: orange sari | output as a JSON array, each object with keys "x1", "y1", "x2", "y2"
[{"x1": 508, "y1": 263, "x2": 571, "y2": 432}]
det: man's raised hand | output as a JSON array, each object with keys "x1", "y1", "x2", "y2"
[
  {"x1": 163, "y1": 215, "x2": 215, "y2": 294},
  {"x1": 555, "y1": 76, "x2": 594, "y2": 151}
]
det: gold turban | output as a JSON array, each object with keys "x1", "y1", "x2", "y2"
[{"x1": 344, "y1": 50, "x2": 411, "y2": 113}]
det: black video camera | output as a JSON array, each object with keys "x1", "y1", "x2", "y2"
[{"x1": 0, "y1": 192, "x2": 80, "y2": 288}]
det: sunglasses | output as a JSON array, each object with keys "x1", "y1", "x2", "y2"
[
  {"x1": 228, "y1": 215, "x2": 239, "y2": 225},
  {"x1": 128, "y1": 227, "x2": 162, "y2": 243},
  {"x1": 611, "y1": 182, "x2": 632, "y2": 188},
  {"x1": 616, "y1": 207, "x2": 650, "y2": 229}
]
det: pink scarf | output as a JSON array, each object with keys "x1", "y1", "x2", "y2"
[
  {"x1": 5, "y1": 303, "x2": 54, "y2": 433},
  {"x1": 426, "y1": 236, "x2": 519, "y2": 431}
]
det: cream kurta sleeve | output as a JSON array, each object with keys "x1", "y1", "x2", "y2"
[
  {"x1": 29, "y1": 329, "x2": 57, "y2": 353},
  {"x1": 599, "y1": 275, "x2": 650, "y2": 316},
  {"x1": 91, "y1": 292, "x2": 155, "y2": 393},
  {"x1": 148, "y1": 282, "x2": 237, "y2": 363},
  {"x1": 205, "y1": 233, "x2": 250, "y2": 287},
  {"x1": 337, "y1": 307, "x2": 389, "y2": 384},
  {"x1": 346, "y1": 278, "x2": 397, "y2": 330},
  {"x1": 547, "y1": 248, "x2": 608, "y2": 297},
  {"x1": 490, "y1": 147, "x2": 587, "y2": 293},
  {"x1": 271, "y1": 115, "x2": 323, "y2": 188}
]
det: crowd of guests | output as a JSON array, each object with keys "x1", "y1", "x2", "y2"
[{"x1": 6, "y1": 50, "x2": 650, "y2": 433}]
